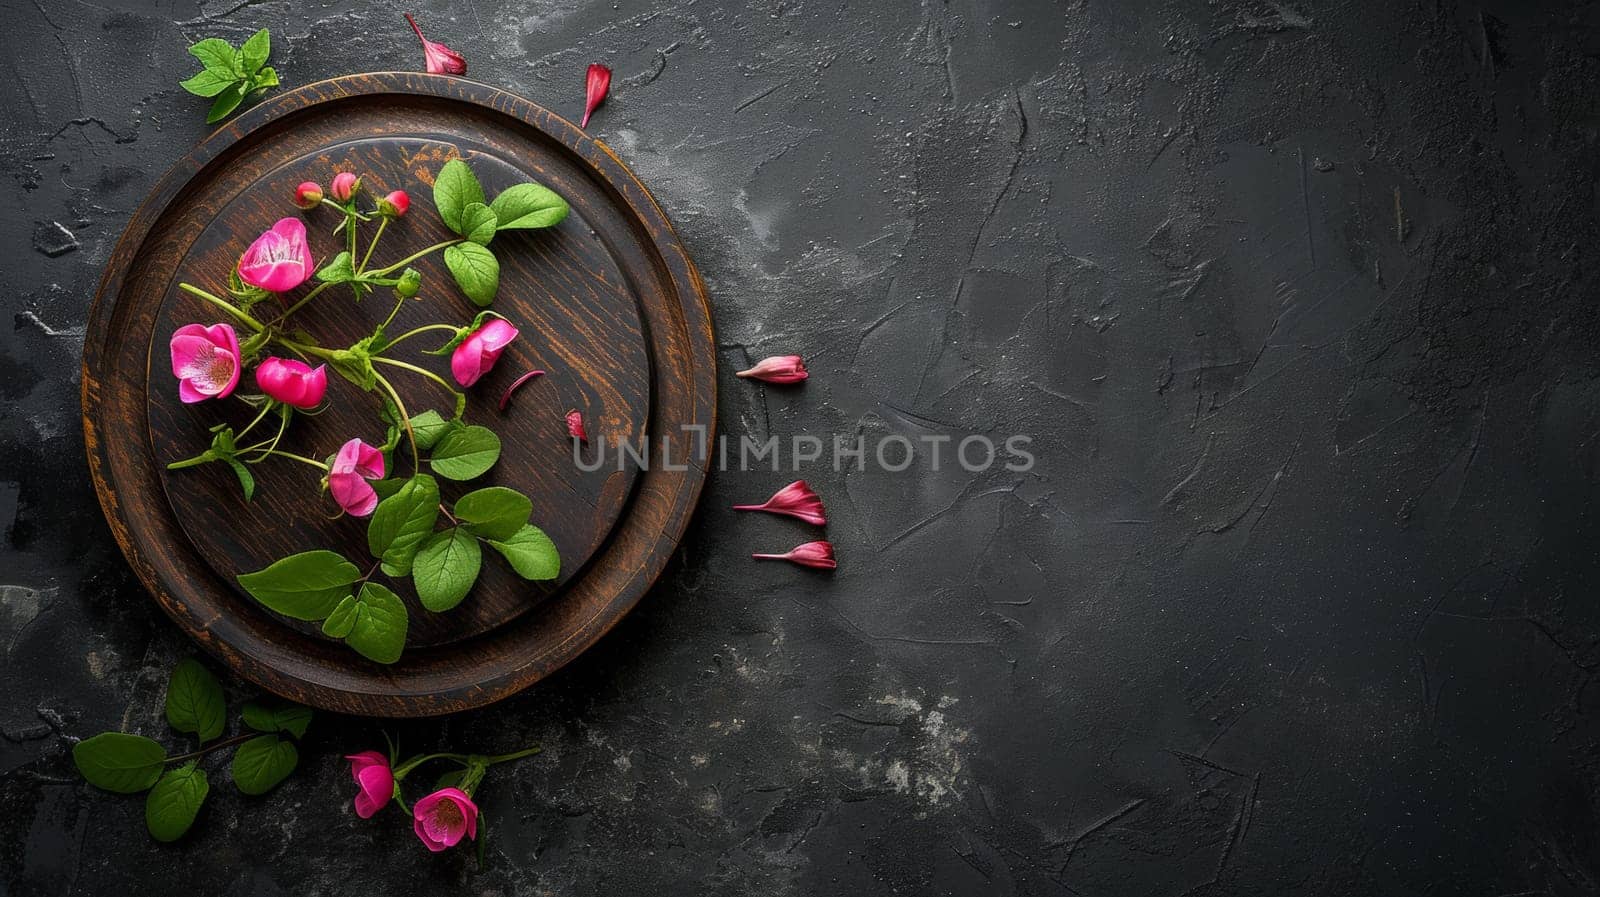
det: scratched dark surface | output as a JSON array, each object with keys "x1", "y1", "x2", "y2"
[{"x1": 4, "y1": 0, "x2": 1600, "y2": 894}]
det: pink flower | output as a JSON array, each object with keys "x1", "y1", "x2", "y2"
[
  {"x1": 169, "y1": 323, "x2": 242, "y2": 403},
  {"x1": 345, "y1": 751, "x2": 394, "y2": 819},
  {"x1": 412, "y1": 787, "x2": 479, "y2": 852},
  {"x1": 735, "y1": 355, "x2": 808, "y2": 385},
  {"x1": 733, "y1": 480, "x2": 826, "y2": 526},
  {"x1": 330, "y1": 171, "x2": 360, "y2": 203},
  {"x1": 565, "y1": 409, "x2": 588, "y2": 443},
  {"x1": 255, "y1": 357, "x2": 328, "y2": 409},
  {"x1": 237, "y1": 217, "x2": 311, "y2": 293},
  {"x1": 450, "y1": 318, "x2": 519, "y2": 387},
  {"x1": 406, "y1": 14, "x2": 467, "y2": 76},
  {"x1": 294, "y1": 181, "x2": 323, "y2": 209},
  {"x1": 581, "y1": 63, "x2": 611, "y2": 128},
  {"x1": 752, "y1": 540, "x2": 837, "y2": 570},
  {"x1": 328, "y1": 438, "x2": 385, "y2": 517},
  {"x1": 378, "y1": 189, "x2": 410, "y2": 218}
]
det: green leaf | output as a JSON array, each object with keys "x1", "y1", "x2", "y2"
[
  {"x1": 241, "y1": 702, "x2": 313, "y2": 739},
  {"x1": 240, "y1": 28, "x2": 270, "y2": 75},
  {"x1": 206, "y1": 84, "x2": 245, "y2": 124},
  {"x1": 454, "y1": 487, "x2": 532, "y2": 541},
  {"x1": 146, "y1": 764, "x2": 208, "y2": 842},
  {"x1": 429, "y1": 426, "x2": 501, "y2": 481},
  {"x1": 344, "y1": 582, "x2": 408, "y2": 664},
  {"x1": 188, "y1": 38, "x2": 239, "y2": 76},
  {"x1": 488, "y1": 525, "x2": 561, "y2": 580},
  {"x1": 224, "y1": 457, "x2": 255, "y2": 501},
  {"x1": 444, "y1": 242, "x2": 500, "y2": 306},
  {"x1": 490, "y1": 182, "x2": 570, "y2": 230},
  {"x1": 433, "y1": 158, "x2": 485, "y2": 234},
  {"x1": 237, "y1": 550, "x2": 361, "y2": 621},
  {"x1": 409, "y1": 410, "x2": 455, "y2": 451},
  {"x1": 72, "y1": 733, "x2": 167, "y2": 793},
  {"x1": 179, "y1": 69, "x2": 236, "y2": 98},
  {"x1": 460, "y1": 202, "x2": 498, "y2": 245},
  {"x1": 321, "y1": 594, "x2": 358, "y2": 638},
  {"x1": 231, "y1": 735, "x2": 298, "y2": 795},
  {"x1": 413, "y1": 528, "x2": 482, "y2": 612},
  {"x1": 316, "y1": 251, "x2": 357, "y2": 284},
  {"x1": 367, "y1": 474, "x2": 441, "y2": 576},
  {"x1": 165, "y1": 658, "x2": 226, "y2": 743},
  {"x1": 251, "y1": 66, "x2": 280, "y2": 90}
]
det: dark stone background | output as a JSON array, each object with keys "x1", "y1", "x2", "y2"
[{"x1": 3, "y1": 0, "x2": 1600, "y2": 893}]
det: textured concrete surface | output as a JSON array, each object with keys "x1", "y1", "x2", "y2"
[{"x1": 4, "y1": 0, "x2": 1600, "y2": 893}]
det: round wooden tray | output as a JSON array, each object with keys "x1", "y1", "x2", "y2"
[{"x1": 82, "y1": 73, "x2": 715, "y2": 717}]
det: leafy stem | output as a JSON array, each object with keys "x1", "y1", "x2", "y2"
[
  {"x1": 164, "y1": 731, "x2": 257, "y2": 764},
  {"x1": 360, "y1": 217, "x2": 389, "y2": 272},
  {"x1": 373, "y1": 357, "x2": 465, "y2": 417},
  {"x1": 370, "y1": 238, "x2": 462, "y2": 277},
  {"x1": 273, "y1": 281, "x2": 332, "y2": 322},
  {"x1": 373, "y1": 372, "x2": 417, "y2": 469},
  {"x1": 384, "y1": 323, "x2": 459, "y2": 350},
  {"x1": 254, "y1": 449, "x2": 327, "y2": 470},
  {"x1": 178, "y1": 283, "x2": 264, "y2": 332}
]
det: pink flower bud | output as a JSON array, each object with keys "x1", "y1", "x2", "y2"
[
  {"x1": 566, "y1": 409, "x2": 588, "y2": 443},
  {"x1": 378, "y1": 189, "x2": 410, "y2": 218},
  {"x1": 406, "y1": 14, "x2": 467, "y2": 76},
  {"x1": 345, "y1": 751, "x2": 393, "y2": 819},
  {"x1": 328, "y1": 438, "x2": 385, "y2": 517},
  {"x1": 294, "y1": 181, "x2": 324, "y2": 209},
  {"x1": 733, "y1": 480, "x2": 826, "y2": 526},
  {"x1": 582, "y1": 63, "x2": 612, "y2": 128},
  {"x1": 254, "y1": 357, "x2": 328, "y2": 409},
  {"x1": 329, "y1": 171, "x2": 360, "y2": 202},
  {"x1": 735, "y1": 355, "x2": 807, "y2": 385},
  {"x1": 237, "y1": 217, "x2": 311, "y2": 293},
  {"x1": 413, "y1": 787, "x2": 479, "y2": 852},
  {"x1": 450, "y1": 318, "x2": 520, "y2": 387},
  {"x1": 169, "y1": 323, "x2": 242, "y2": 403},
  {"x1": 752, "y1": 540, "x2": 837, "y2": 570}
]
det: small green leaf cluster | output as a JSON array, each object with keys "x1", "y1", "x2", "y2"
[
  {"x1": 179, "y1": 30, "x2": 279, "y2": 124},
  {"x1": 237, "y1": 412, "x2": 559, "y2": 664},
  {"x1": 432, "y1": 159, "x2": 570, "y2": 306},
  {"x1": 71, "y1": 658, "x2": 312, "y2": 842}
]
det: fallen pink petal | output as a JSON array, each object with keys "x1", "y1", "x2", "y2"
[
  {"x1": 498, "y1": 368, "x2": 546, "y2": 412},
  {"x1": 255, "y1": 356, "x2": 328, "y2": 409},
  {"x1": 735, "y1": 354, "x2": 808, "y2": 384},
  {"x1": 345, "y1": 751, "x2": 393, "y2": 819},
  {"x1": 328, "y1": 437, "x2": 385, "y2": 517},
  {"x1": 412, "y1": 787, "x2": 479, "y2": 852},
  {"x1": 752, "y1": 540, "x2": 837, "y2": 570},
  {"x1": 451, "y1": 318, "x2": 520, "y2": 387},
  {"x1": 406, "y1": 13, "x2": 467, "y2": 76},
  {"x1": 733, "y1": 480, "x2": 827, "y2": 526},
  {"x1": 237, "y1": 217, "x2": 312, "y2": 293},
  {"x1": 170, "y1": 322, "x2": 242, "y2": 403},
  {"x1": 581, "y1": 63, "x2": 612, "y2": 128},
  {"x1": 566, "y1": 409, "x2": 588, "y2": 443}
]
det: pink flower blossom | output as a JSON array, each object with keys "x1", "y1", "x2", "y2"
[
  {"x1": 733, "y1": 480, "x2": 826, "y2": 526},
  {"x1": 412, "y1": 787, "x2": 479, "y2": 852},
  {"x1": 735, "y1": 355, "x2": 808, "y2": 385},
  {"x1": 752, "y1": 540, "x2": 837, "y2": 570},
  {"x1": 406, "y1": 14, "x2": 467, "y2": 76},
  {"x1": 294, "y1": 181, "x2": 323, "y2": 209},
  {"x1": 582, "y1": 63, "x2": 612, "y2": 128},
  {"x1": 345, "y1": 751, "x2": 393, "y2": 819},
  {"x1": 328, "y1": 438, "x2": 385, "y2": 517},
  {"x1": 237, "y1": 217, "x2": 311, "y2": 293},
  {"x1": 565, "y1": 409, "x2": 588, "y2": 443},
  {"x1": 378, "y1": 189, "x2": 410, "y2": 218},
  {"x1": 255, "y1": 357, "x2": 328, "y2": 409},
  {"x1": 330, "y1": 171, "x2": 360, "y2": 202},
  {"x1": 450, "y1": 318, "x2": 519, "y2": 387},
  {"x1": 169, "y1": 323, "x2": 242, "y2": 403}
]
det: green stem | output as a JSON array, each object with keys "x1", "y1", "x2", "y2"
[
  {"x1": 256, "y1": 449, "x2": 327, "y2": 471},
  {"x1": 321, "y1": 197, "x2": 371, "y2": 221},
  {"x1": 178, "y1": 283, "x2": 264, "y2": 332},
  {"x1": 484, "y1": 746, "x2": 542, "y2": 766},
  {"x1": 392, "y1": 752, "x2": 470, "y2": 779},
  {"x1": 274, "y1": 281, "x2": 332, "y2": 322},
  {"x1": 360, "y1": 217, "x2": 389, "y2": 272},
  {"x1": 276, "y1": 338, "x2": 339, "y2": 362},
  {"x1": 166, "y1": 732, "x2": 257, "y2": 763},
  {"x1": 370, "y1": 238, "x2": 462, "y2": 277},
  {"x1": 240, "y1": 409, "x2": 290, "y2": 460},
  {"x1": 373, "y1": 372, "x2": 418, "y2": 470},
  {"x1": 235, "y1": 401, "x2": 275, "y2": 441},
  {"x1": 166, "y1": 453, "x2": 215, "y2": 470},
  {"x1": 374, "y1": 357, "x2": 462, "y2": 401},
  {"x1": 383, "y1": 323, "x2": 460, "y2": 350}
]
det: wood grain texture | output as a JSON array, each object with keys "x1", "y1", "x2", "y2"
[{"x1": 82, "y1": 73, "x2": 716, "y2": 717}]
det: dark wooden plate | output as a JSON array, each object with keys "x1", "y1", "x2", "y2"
[{"x1": 82, "y1": 73, "x2": 715, "y2": 717}]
